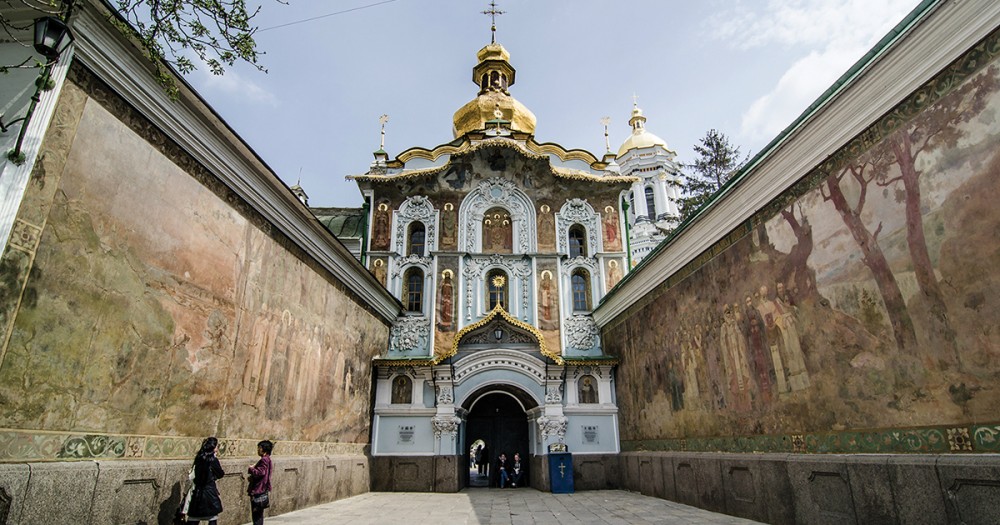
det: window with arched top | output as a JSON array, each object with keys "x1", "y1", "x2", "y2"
[
  {"x1": 482, "y1": 207, "x2": 512, "y2": 253},
  {"x1": 487, "y1": 269, "x2": 508, "y2": 310},
  {"x1": 571, "y1": 269, "x2": 591, "y2": 312},
  {"x1": 645, "y1": 186, "x2": 656, "y2": 221},
  {"x1": 568, "y1": 224, "x2": 586, "y2": 258},
  {"x1": 404, "y1": 268, "x2": 424, "y2": 313},
  {"x1": 408, "y1": 222, "x2": 426, "y2": 257}
]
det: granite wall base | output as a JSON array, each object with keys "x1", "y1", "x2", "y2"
[
  {"x1": 371, "y1": 455, "x2": 465, "y2": 493},
  {"x1": 618, "y1": 452, "x2": 1000, "y2": 525},
  {"x1": 0, "y1": 454, "x2": 370, "y2": 525}
]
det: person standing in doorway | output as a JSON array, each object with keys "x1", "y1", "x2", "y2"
[
  {"x1": 475, "y1": 444, "x2": 484, "y2": 475},
  {"x1": 186, "y1": 437, "x2": 225, "y2": 525},
  {"x1": 247, "y1": 440, "x2": 273, "y2": 525}
]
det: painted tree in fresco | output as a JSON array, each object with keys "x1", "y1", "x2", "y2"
[
  {"x1": 822, "y1": 156, "x2": 918, "y2": 352},
  {"x1": 778, "y1": 203, "x2": 817, "y2": 302},
  {"x1": 867, "y1": 65, "x2": 1000, "y2": 364}
]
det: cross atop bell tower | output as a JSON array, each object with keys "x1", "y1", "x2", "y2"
[{"x1": 482, "y1": 0, "x2": 505, "y2": 44}]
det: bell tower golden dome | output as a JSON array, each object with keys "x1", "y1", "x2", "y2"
[{"x1": 452, "y1": 43, "x2": 537, "y2": 138}]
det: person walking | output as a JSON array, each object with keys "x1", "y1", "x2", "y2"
[
  {"x1": 247, "y1": 440, "x2": 273, "y2": 525},
  {"x1": 186, "y1": 437, "x2": 225, "y2": 525},
  {"x1": 474, "y1": 444, "x2": 484, "y2": 475}
]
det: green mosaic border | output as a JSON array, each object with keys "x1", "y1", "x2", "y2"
[
  {"x1": 0, "y1": 429, "x2": 368, "y2": 463},
  {"x1": 623, "y1": 423, "x2": 1000, "y2": 454},
  {"x1": 605, "y1": 25, "x2": 1000, "y2": 333}
]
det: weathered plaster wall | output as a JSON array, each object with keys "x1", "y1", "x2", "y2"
[
  {"x1": 605, "y1": 29, "x2": 1000, "y2": 455},
  {"x1": 0, "y1": 62, "x2": 387, "y2": 523}
]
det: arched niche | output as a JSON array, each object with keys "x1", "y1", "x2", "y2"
[{"x1": 458, "y1": 178, "x2": 536, "y2": 254}]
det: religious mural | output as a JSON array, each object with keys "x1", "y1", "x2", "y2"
[
  {"x1": 0, "y1": 98, "x2": 388, "y2": 446},
  {"x1": 602, "y1": 206, "x2": 622, "y2": 252},
  {"x1": 607, "y1": 46, "x2": 1000, "y2": 444}
]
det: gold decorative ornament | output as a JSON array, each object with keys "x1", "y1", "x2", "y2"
[{"x1": 440, "y1": 303, "x2": 561, "y2": 364}]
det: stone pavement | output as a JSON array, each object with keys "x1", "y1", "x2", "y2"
[{"x1": 247, "y1": 489, "x2": 763, "y2": 524}]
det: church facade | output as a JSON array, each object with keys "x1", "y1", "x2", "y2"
[{"x1": 354, "y1": 41, "x2": 639, "y2": 489}]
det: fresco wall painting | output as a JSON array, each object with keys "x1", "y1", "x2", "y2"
[
  {"x1": 0, "y1": 65, "x2": 389, "y2": 461},
  {"x1": 606, "y1": 30, "x2": 1000, "y2": 454}
]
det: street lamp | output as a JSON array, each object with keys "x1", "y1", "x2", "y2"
[
  {"x1": 33, "y1": 16, "x2": 74, "y2": 59},
  {"x1": 2, "y1": 15, "x2": 75, "y2": 164}
]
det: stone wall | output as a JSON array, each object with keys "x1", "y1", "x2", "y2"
[
  {"x1": 0, "y1": 60, "x2": 388, "y2": 522},
  {"x1": 616, "y1": 451, "x2": 999, "y2": 525},
  {"x1": 605, "y1": 24, "x2": 1000, "y2": 456},
  {"x1": 0, "y1": 455, "x2": 369, "y2": 525},
  {"x1": 600, "y1": 11, "x2": 1000, "y2": 525}
]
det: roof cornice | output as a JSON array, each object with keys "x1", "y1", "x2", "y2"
[
  {"x1": 595, "y1": 0, "x2": 998, "y2": 326},
  {"x1": 72, "y1": 0, "x2": 401, "y2": 323}
]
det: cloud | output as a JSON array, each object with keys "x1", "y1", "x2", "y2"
[
  {"x1": 195, "y1": 67, "x2": 278, "y2": 107},
  {"x1": 711, "y1": 0, "x2": 920, "y2": 142}
]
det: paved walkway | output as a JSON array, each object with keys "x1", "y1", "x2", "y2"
[{"x1": 249, "y1": 489, "x2": 763, "y2": 524}]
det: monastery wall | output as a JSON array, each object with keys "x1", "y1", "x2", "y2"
[
  {"x1": 600, "y1": 9, "x2": 1000, "y2": 525},
  {"x1": 0, "y1": 57, "x2": 390, "y2": 523}
]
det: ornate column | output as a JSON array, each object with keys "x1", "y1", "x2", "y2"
[
  {"x1": 536, "y1": 365, "x2": 568, "y2": 451},
  {"x1": 630, "y1": 181, "x2": 648, "y2": 223},
  {"x1": 432, "y1": 365, "x2": 461, "y2": 455}
]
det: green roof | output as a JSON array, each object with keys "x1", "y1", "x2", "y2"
[{"x1": 312, "y1": 207, "x2": 366, "y2": 239}]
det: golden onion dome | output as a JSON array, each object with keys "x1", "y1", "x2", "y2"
[
  {"x1": 452, "y1": 43, "x2": 537, "y2": 138},
  {"x1": 616, "y1": 104, "x2": 668, "y2": 157}
]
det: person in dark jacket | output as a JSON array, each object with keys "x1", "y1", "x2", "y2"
[
  {"x1": 496, "y1": 453, "x2": 510, "y2": 488},
  {"x1": 187, "y1": 437, "x2": 226, "y2": 525},
  {"x1": 510, "y1": 452, "x2": 526, "y2": 488},
  {"x1": 247, "y1": 440, "x2": 273, "y2": 525}
]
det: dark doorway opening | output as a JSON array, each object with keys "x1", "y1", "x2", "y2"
[{"x1": 465, "y1": 392, "x2": 529, "y2": 488}]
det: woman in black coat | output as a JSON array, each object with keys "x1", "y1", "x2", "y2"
[{"x1": 187, "y1": 437, "x2": 226, "y2": 525}]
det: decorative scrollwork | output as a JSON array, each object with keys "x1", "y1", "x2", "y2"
[
  {"x1": 394, "y1": 196, "x2": 437, "y2": 254},
  {"x1": 459, "y1": 177, "x2": 536, "y2": 253},
  {"x1": 389, "y1": 316, "x2": 431, "y2": 353},
  {"x1": 564, "y1": 315, "x2": 600, "y2": 351},
  {"x1": 432, "y1": 415, "x2": 462, "y2": 437},
  {"x1": 556, "y1": 198, "x2": 599, "y2": 255},
  {"x1": 436, "y1": 386, "x2": 454, "y2": 405},
  {"x1": 536, "y1": 415, "x2": 568, "y2": 439},
  {"x1": 545, "y1": 384, "x2": 563, "y2": 404}
]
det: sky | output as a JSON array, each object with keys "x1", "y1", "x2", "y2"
[{"x1": 184, "y1": 0, "x2": 923, "y2": 209}]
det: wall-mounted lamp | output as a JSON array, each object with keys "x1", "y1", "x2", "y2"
[
  {"x1": 494, "y1": 327, "x2": 503, "y2": 341},
  {"x1": 34, "y1": 16, "x2": 74, "y2": 59},
  {"x1": 2, "y1": 15, "x2": 75, "y2": 164}
]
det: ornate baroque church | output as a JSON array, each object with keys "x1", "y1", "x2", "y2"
[{"x1": 348, "y1": 36, "x2": 651, "y2": 479}]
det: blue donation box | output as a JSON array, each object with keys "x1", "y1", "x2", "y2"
[{"x1": 548, "y1": 452, "x2": 574, "y2": 494}]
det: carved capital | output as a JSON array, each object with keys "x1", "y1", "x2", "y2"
[
  {"x1": 536, "y1": 415, "x2": 568, "y2": 439},
  {"x1": 564, "y1": 314, "x2": 600, "y2": 351},
  {"x1": 432, "y1": 415, "x2": 461, "y2": 437}
]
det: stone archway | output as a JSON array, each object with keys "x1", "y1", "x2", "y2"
[{"x1": 463, "y1": 384, "x2": 537, "y2": 488}]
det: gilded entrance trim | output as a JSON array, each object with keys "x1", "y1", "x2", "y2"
[{"x1": 439, "y1": 303, "x2": 562, "y2": 365}]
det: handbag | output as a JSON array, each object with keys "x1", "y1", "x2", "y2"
[
  {"x1": 174, "y1": 465, "x2": 196, "y2": 523},
  {"x1": 251, "y1": 491, "x2": 270, "y2": 509}
]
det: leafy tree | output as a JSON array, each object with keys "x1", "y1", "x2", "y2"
[
  {"x1": 678, "y1": 129, "x2": 748, "y2": 221},
  {"x1": 2, "y1": 0, "x2": 278, "y2": 96}
]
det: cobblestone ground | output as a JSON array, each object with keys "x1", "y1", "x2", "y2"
[{"x1": 246, "y1": 489, "x2": 763, "y2": 524}]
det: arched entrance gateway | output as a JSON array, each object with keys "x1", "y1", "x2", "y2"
[
  {"x1": 464, "y1": 387, "x2": 534, "y2": 487},
  {"x1": 371, "y1": 304, "x2": 621, "y2": 492}
]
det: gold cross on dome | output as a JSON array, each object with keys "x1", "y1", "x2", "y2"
[{"x1": 482, "y1": 0, "x2": 505, "y2": 43}]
